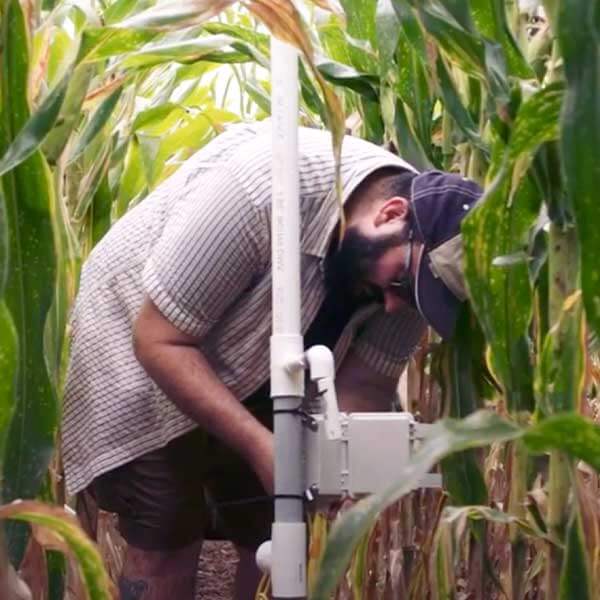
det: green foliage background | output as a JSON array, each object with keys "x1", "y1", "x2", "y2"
[{"x1": 0, "y1": 0, "x2": 599, "y2": 598}]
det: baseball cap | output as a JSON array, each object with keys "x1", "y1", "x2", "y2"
[{"x1": 408, "y1": 171, "x2": 483, "y2": 339}]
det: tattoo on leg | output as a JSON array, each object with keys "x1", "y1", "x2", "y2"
[{"x1": 119, "y1": 577, "x2": 149, "y2": 599}]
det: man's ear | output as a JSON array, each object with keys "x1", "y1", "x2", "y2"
[{"x1": 373, "y1": 196, "x2": 410, "y2": 227}]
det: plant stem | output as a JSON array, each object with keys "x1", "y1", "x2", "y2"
[
  {"x1": 508, "y1": 432, "x2": 529, "y2": 600},
  {"x1": 545, "y1": 222, "x2": 580, "y2": 597},
  {"x1": 546, "y1": 450, "x2": 571, "y2": 598}
]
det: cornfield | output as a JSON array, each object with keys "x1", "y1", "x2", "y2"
[{"x1": 1, "y1": 0, "x2": 599, "y2": 598}]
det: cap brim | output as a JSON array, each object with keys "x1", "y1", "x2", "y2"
[{"x1": 414, "y1": 250, "x2": 461, "y2": 340}]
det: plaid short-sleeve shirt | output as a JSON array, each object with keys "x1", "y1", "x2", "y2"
[{"x1": 62, "y1": 122, "x2": 426, "y2": 494}]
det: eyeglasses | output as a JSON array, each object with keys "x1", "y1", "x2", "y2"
[{"x1": 388, "y1": 232, "x2": 414, "y2": 296}]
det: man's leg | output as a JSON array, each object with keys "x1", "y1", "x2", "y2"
[
  {"x1": 233, "y1": 544, "x2": 263, "y2": 600},
  {"x1": 85, "y1": 431, "x2": 210, "y2": 600},
  {"x1": 119, "y1": 540, "x2": 203, "y2": 600}
]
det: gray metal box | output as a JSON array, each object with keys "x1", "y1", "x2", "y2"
[{"x1": 304, "y1": 412, "x2": 441, "y2": 500}]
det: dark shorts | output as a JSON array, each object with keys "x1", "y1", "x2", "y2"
[{"x1": 87, "y1": 401, "x2": 273, "y2": 552}]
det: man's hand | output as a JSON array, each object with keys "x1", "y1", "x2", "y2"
[{"x1": 133, "y1": 296, "x2": 274, "y2": 493}]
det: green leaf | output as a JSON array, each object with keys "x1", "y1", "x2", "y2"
[
  {"x1": 557, "y1": 0, "x2": 600, "y2": 341},
  {"x1": 114, "y1": 136, "x2": 146, "y2": 217},
  {"x1": 203, "y1": 21, "x2": 269, "y2": 50},
  {"x1": 89, "y1": 174, "x2": 113, "y2": 246},
  {"x1": 103, "y1": 0, "x2": 151, "y2": 25},
  {"x1": 440, "y1": 307, "x2": 488, "y2": 508},
  {"x1": 391, "y1": 0, "x2": 426, "y2": 59},
  {"x1": 242, "y1": 81, "x2": 271, "y2": 115},
  {"x1": 68, "y1": 87, "x2": 123, "y2": 165},
  {"x1": 558, "y1": 510, "x2": 591, "y2": 599},
  {"x1": 78, "y1": 27, "x2": 157, "y2": 63},
  {"x1": 388, "y1": 95, "x2": 432, "y2": 170},
  {"x1": 508, "y1": 82, "x2": 563, "y2": 161},
  {"x1": 524, "y1": 414, "x2": 600, "y2": 472},
  {"x1": 435, "y1": 56, "x2": 486, "y2": 150},
  {"x1": 442, "y1": 505, "x2": 547, "y2": 540},
  {"x1": 114, "y1": 0, "x2": 236, "y2": 31},
  {"x1": 416, "y1": 3, "x2": 487, "y2": 79},
  {"x1": 462, "y1": 159, "x2": 539, "y2": 411},
  {"x1": 470, "y1": 0, "x2": 534, "y2": 79},
  {"x1": 339, "y1": 0, "x2": 377, "y2": 47},
  {"x1": 316, "y1": 60, "x2": 379, "y2": 101},
  {"x1": 536, "y1": 228, "x2": 583, "y2": 415},
  {"x1": 0, "y1": 188, "x2": 17, "y2": 468},
  {"x1": 310, "y1": 410, "x2": 522, "y2": 600},
  {"x1": 0, "y1": 71, "x2": 71, "y2": 176},
  {"x1": 132, "y1": 103, "x2": 186, "y2": 133},
  {"x1": 375, "y1": 0, "x2": 400, "y2": 79},
  {"x1": 0, "y1": 299, "x2": 17, "y2": 469},
  {"x1": 120, "y1": 35, "x2": 237, "y2": 69},
  {"x1": 0, "y1": 501, "x2": 111, "y2": 600},
  {"x1": 42, "y1": 64, "x2": 96, "y2": 164},
  {"x1": 73, "y1": 134, "x2": 114, "y2": 222},
  {"x1": 1, "y1": 0, "x2": 60, "y2": 564}
]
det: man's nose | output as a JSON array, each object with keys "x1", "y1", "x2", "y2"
[{"x1": 383, "y1": 291, "x2": 402, "y2": 314}]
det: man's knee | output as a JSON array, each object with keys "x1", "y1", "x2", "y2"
[{"x1": 123, "y1": 541, "x2": 203, "y2": 576}]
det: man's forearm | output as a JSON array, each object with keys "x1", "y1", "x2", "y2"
[{"x1": 133, "y1": 301, "x2": 273, "y2": 491}]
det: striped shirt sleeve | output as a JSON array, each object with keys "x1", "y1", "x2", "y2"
[
  {"x1": 352, "y1": 306, "x2": 426, "y2": 378},
  {"x1": 142, "y1": 166, "x2": 269, "y2": 338}
]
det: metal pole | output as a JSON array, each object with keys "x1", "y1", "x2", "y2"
[{"x1": 269, "y1": 36, "x2": 307, "y2": 599}]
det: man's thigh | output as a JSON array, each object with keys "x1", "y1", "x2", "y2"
[
  {"x1": 88, "y1": 408, "x2": 274, "y2": 551},
  {"x1": 89, "y1": 430, "x2": 209, "y2": 551}
]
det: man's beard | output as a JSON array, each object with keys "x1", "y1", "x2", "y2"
[{"x1": 323, "y1": 224, "x2": 410, "y2": 299}]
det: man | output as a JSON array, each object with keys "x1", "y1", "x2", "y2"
[{"x1": 63, "y1": 121, "x2": 481, "y2": 599}]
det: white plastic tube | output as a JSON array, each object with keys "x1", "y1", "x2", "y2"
[{"x1": 269, "y1": 36, "x2": 307, "y2": 600}]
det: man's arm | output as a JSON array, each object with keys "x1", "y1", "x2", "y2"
[
  {"x1": 133, "y1": 296, "x2": 274, "y2": 493},
  {"x1": 335, "y1": 349, "x2": 401, "y2": 412}
]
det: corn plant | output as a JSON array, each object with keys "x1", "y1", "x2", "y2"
[{"x1": 308, "y1": 1, "x2": 600, "y2": 598}]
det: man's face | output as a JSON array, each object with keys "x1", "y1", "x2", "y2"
[{"x1": 362, "y1": 232, "x2": 418, "y2": 314}]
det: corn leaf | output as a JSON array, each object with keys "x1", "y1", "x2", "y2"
[
  {"x1": 523, "y1": 414, "x2": 600, "y2": 470},
  {"x1": 115, "y1": 0, "x2": 237, "y2": 30},
  {"x1": 0, "y1": 187, "x2": 17, "y2": 468},
  {"x1": 68, "y1": 87, "x2": 123, "y2": 165},
  {"x1": 120, "y1": 35, "x2": 237, "y2": 69},
  {"x1": 442, "y1": 505, "x2": 548, "y2": 540},
  {"x1": 0, "y1": 71, "x2": 71, "y2": 177},
  {"x1": 435, "y1": 56, "x2": 486, "y2": 150},
  {"x1": 508, "y1": 82, "x2": 563, "y2": 161},
  {"x1": 79, "y1": 27, "x2": 157, "y2": 62},
  {"x1": 462, "y1": 157, "x2": 539, "y2": 411},
  {"x1": 375, "y1": 0, "x2": 400, "y2": 79},
  {"x1": 557, "y1": 0, "x2": 600, "y2": 341},
  {"x1": 0, "y1": 0, "x2": 60, "y2": 564},
  {"x1": 0, "y1": 501, "x2": 111, "y2": 600},
  {"x1": 316, "y1": 60, "x2": 379, "y2": 101},
  {"x1": 558, "y1": 510, "x2": 591, "y2": 600},
  {"x1": 470, "y1": 0, "x2": 534, "y2": 79},
  {"x1": 42, "y1": 64, "x2": 96, "y2": 164},
  {"x1": 440, "y1": 308, "x2": 487, "y2": 507}
]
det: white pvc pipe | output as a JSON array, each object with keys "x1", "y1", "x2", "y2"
[
  {"x1": 269, "y1": 36, "x2": 307, "y2": 600},
  {"x1": 271, "y1": 40, "x2": 301, "y2": 335}
]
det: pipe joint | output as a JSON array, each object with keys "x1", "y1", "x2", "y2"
[{"x1": 305, "y1": 345, "x2": 341, "y2": 440}]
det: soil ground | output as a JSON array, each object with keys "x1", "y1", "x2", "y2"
[{"x1": 197, "y1": 541, "x2": 238, "y2": 600}]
